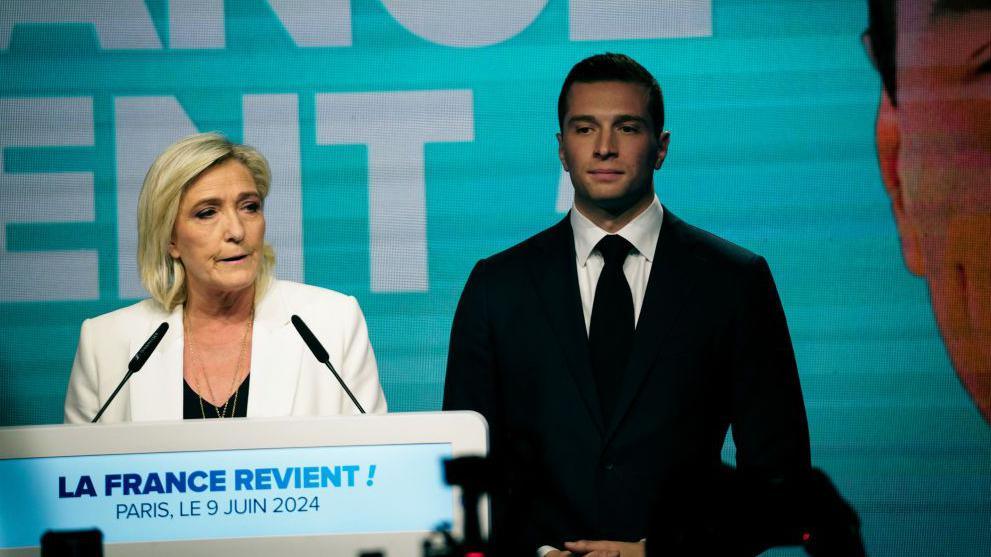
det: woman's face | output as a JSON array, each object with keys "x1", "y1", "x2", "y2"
[{"x1": 169, "y1": 159, "x2": 265, "y2": 300}]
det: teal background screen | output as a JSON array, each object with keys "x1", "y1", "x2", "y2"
[{"x1": 1, "y1": 1, "x2": 989, "y2": 555}]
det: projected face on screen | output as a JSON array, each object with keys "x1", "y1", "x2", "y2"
[{"x1": 871, "y1": 0, "x2": 991, "y2": 422}]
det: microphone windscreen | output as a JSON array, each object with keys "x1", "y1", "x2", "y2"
[
  {"x1": 292, "y1": 315, "x2": 330, "y2": 363},
  {"x1": 127, "y1": 322, "x2": 169, "y2": 372}
]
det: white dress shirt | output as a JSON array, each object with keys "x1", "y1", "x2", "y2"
[{"x1": 571, "y1": 195, "x2": 664, "y2": 334}]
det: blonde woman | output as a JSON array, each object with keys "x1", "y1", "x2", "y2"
[{"x1": 65, "y1": 133, "x2": 386, "y2": 422}]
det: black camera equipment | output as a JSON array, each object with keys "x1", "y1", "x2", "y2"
[
  {"x1": 40, "y1": 528, "x2": 103, "y2": 557},
  {"x1": 648, "y1": 464, "x2": 867, "y2": 557},
  {"x1": 422, "y1": 455, "x2": 493, "y2": 557}
]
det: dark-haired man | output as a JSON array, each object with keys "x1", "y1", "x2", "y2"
[
  {"x1": 865, "y1": 0, "x2": 990, "y2": 423},
  {"x1": 444, "y1": 53, "x2": 811, "y2": 556}
]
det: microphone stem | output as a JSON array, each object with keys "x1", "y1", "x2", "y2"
[
  {"x1": 323, "y1": 361, "x2": 365, "y2": 414},
  {"x1": 91, "y1": 370, "x2": 135, "y2": 423}
]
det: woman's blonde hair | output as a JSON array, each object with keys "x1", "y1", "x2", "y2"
[{"x1": 137, "y1": 132, "x2": 276, "y2": 311}]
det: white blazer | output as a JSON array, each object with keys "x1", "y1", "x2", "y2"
[{"x1": 64, "y1": 280, "x2": 387, "y2": 423}]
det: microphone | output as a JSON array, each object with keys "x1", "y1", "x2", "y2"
[
  {"x1": 91, "y1": 322, "x2": 169, "y2": 423},
  {"x1": 291, "y1": 315, "x2": 366, "y2": 414}
]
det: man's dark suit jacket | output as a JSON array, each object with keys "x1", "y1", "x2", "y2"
[{"x1": 443, "y1": 209, "x2": 811, "y2": 553}]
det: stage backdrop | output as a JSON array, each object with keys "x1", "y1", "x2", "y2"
[{"x1": 1, "y1": 1, "x2": 988, "y2": 556}]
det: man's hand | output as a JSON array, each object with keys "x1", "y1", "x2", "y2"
[{"x1": 556, "y1": 539, "x2": 645, "y2": 557}]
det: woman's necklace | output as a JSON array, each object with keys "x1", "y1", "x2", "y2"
[{"x1": 184, "y1": 306, "x2": 253, "y2": 419}]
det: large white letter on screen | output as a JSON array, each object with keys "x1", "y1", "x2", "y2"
[
  {"x1": 243, "y1": 94, "x2": 303, "y2": 283},
  {"x1": 0, "y1": 97, "x2": 98, "y2": 302},
  {"x1": 168, "y1": 0, "x2": 224, "y2": 49},
  {"x1": 0, "y1": 0, "x2": 161, "y2": 50},
  {"x1": 380, "y1": 0, "x2": 546, "y2": 47},
  {"x1": 114, "y1": 97, "x2": 198, "y2": 299},
  {"x1": 266, "y1": 0, "x2": 351, "y2": 47},
  {"x1": 570, "y1": 0, "x2": 712, "y2": 40},
  {"x1": 316, "y1": 90, "x2": 474, "y2": 293},
  {"x1": 168, "y1": 0, "x2": 351, "y2": 49}
]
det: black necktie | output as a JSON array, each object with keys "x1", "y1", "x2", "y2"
[{"x1": 588, "y1": 234, "x2": 635, "y2": 422}]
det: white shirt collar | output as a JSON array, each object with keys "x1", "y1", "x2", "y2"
[{"x1": 570, "y1": 195, "x2": 664, "y2": 267}]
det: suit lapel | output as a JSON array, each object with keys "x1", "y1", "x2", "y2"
[
  {"x1": 528, "y1": 216, "x2": 605, "y2": 435},
  {"x1": 246, "y1": 282, "x2": 303, "y2": 417},
  {"x1": 604, "y1": 210, "x2": 699, "y2": 440},
  {"x1": 129, "y1": 305, "x2": 184, "y2": 421}
]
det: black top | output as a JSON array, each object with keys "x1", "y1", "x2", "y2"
[{"x1": 183, "y1": 375, "x2": 250, "y2": 419}]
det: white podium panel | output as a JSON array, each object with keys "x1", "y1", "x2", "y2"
[{"x1": 0, "y1": 411, "x2": 488, "y2": 556}]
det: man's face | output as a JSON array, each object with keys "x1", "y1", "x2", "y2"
[
  {"x1": 876, "y1": 1, "x2": 991, "y2": 420},
  {"x1": 558, "y1": 81, "x2": 669, "y2": 216}
]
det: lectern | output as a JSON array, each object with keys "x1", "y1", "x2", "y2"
[{"x1": 0, "y1": 411, "x2": 487, "y2": 556}]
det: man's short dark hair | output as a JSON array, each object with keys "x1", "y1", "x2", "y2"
[
  {"x1": 866, "y1": 0, "x2": 898, "y2": 104},
  {"x1": 866, "y1": 0, "x2": 990, "y2": 106},
  {"x1": 557, "y1": 52, "x2": 665, "y2": 134}
]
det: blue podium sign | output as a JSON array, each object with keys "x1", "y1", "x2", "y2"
[{"x1": 0, "y1": 412, "x2": 487, "y2": 556}]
